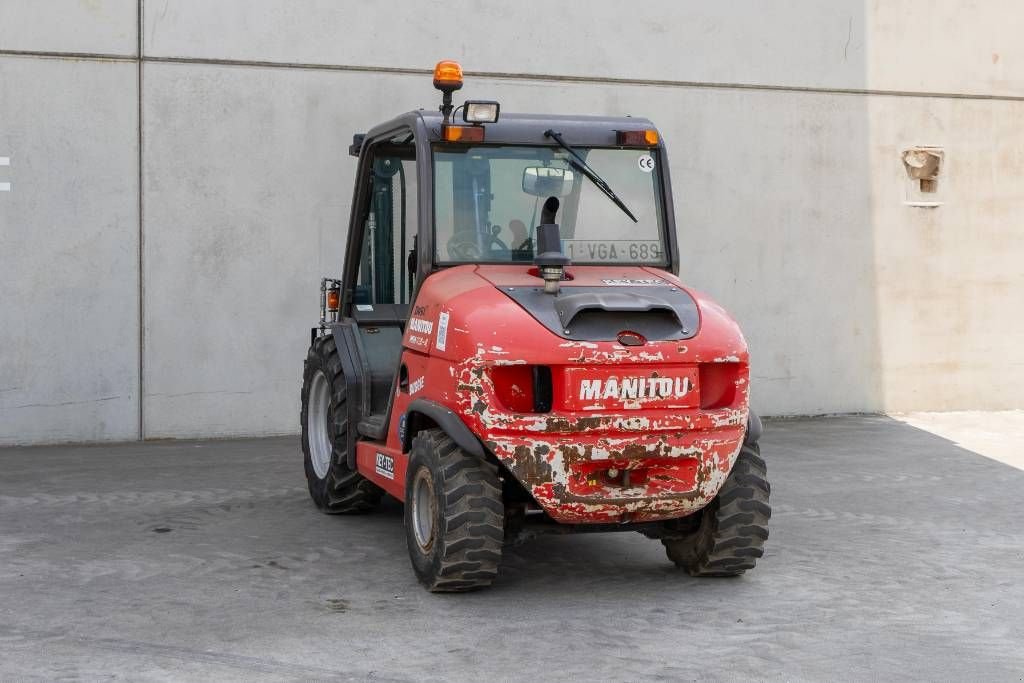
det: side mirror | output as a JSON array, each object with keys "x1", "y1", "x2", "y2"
[{"x1": 522, "y1": 167, "x2": 575, "y2": 197}]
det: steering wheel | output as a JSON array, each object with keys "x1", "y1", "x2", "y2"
[{"x1": 446, "y1": 229, "x2": 509, "y2": 261}]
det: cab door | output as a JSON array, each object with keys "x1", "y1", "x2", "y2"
[{"x1": 338, "y1": 131, "x2": 418, "y2": 443}]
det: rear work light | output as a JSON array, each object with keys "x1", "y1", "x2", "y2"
[
  {"x1": 616, "y1": 129, "x2": 659, "y2": 146},
  {"x1": 463, "y1": 100, "x2": 500, "y2": 123},
  {"x1": 442, "y1": 125, "x2": 485, "y2": 143}
]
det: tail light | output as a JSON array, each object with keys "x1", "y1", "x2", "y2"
[
  {"x1": 319, "y1": 277, "x2": 342, "y2": 331},
  {"x1": 326, "y1": 288, "x2": 340, "y2": 312},
  {"x1": 489, "y1": 365, "x2": 552, "y2": 413},
  {"x1": 699, "y1": 363, "x2": 742, "y2": 409},
  {"x1": 616, "y1": 129, "x2": 659, "y2": 146}
]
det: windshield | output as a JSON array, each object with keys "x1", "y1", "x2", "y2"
[{"x1": 433, "y1": 145, "x2": 667, "y2": 265}]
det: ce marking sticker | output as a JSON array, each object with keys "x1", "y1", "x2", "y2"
[{"x1": 638, "y1": 154, "x2": 655, "y2": 173}]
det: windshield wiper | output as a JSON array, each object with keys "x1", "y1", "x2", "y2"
[{"x1": 544, "y1": 129, "x2": 638, "y2": 224}]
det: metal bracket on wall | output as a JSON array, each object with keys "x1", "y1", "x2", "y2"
[{"x1": 902, "y1": 146, "x2": 945, "y2": 207}]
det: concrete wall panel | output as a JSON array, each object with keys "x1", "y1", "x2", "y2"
[
  {"x1": 140, "y1": 63, "x2": 423, "y2": 437},
  {"x1": 868, "y1": 2, "x2": 1024, "y2": 97},
  {"x1": 0, "y1": 56, "x2": 139, "y2": 444},
  {"x1": 145, "y1": 1, "x2": 1024, "y2": 98},
  {"x1": 664, "y1": 89, "x2": 879, "y2": 415},
  {"x1": 0, "y1": 0, "x2": 137, "y2": 56},
  {"x1": 869, "y1": 97, "x2": 1024, "y2": 411},
  {"x1": 144, "y1": 0, "x2": 870, "y2": 91}
]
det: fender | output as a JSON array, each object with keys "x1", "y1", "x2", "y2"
[
  {"x1": 328, "y1": 322, "x2": 369, "y2": 469},
  {"x1": 403, "y1": 398, "x2": 487, "y2": 460}
]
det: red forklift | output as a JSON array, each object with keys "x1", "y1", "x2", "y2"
[{"x1": 301, "y1": 61, "x2": 769, "y2": 591}]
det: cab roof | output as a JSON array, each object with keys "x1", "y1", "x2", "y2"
[{"x1": 364, "y1": 110, "x2": 660, "y2": 148}]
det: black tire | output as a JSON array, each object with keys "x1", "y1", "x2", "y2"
[
  {"x1": 662, "y1": 444, "x2": 771, "y2": 576},
  {"x1": 404, "y1": 428, "x2": 504, "y2": 592},
  {"x1": 300, "y1": 335, "x2": 382, "y2": 514}
]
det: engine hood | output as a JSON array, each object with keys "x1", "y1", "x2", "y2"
[
  {"x1": 402, "y1": 264, "x2": 745, "y2": 366},
  {"x1": 478, "y1": 265, "x2": 698, "y2": 342}
]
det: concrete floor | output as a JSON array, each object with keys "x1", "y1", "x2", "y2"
[{"x1": 2, "y1": 416, "x2": 1023, "y2": 681}]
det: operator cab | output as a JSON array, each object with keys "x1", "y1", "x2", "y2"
[{"x1": 301, "y1": 61, "x2": 766, "y2": 591}]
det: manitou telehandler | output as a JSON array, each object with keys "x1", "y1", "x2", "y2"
[{"x1": 300, "y1": 61, "x2": 769, "y2": 592}]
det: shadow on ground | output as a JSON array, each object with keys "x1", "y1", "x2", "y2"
[{"x1": 1, "y1": 416, "x2": 1022, "y2": 680}]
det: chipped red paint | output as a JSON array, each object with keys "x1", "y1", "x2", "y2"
[{"x1": 372, "y1": 264, "x2": 750, "y2": 525}]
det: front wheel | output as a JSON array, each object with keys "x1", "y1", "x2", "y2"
[
  {"x1": 661, "y1": 443, "x2": 771, "y2": 576},
  {"x1": 404, "y1": 429, "x2": 504, "y2": 592},
  {"x1": 300, "y1": 335, "x2": 382, "y2": 513}
]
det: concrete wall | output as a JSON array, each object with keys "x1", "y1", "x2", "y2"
[
  {"x1": 2, "y1": 1, "x2": 1022, "y2": 444},
  {"x1": 1, "y1": 15, "x2": 139, "y2": 444}
]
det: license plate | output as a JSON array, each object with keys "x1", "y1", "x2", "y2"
[{"x1": 564, "y1": 366, "x2": 700, "y2": 410}]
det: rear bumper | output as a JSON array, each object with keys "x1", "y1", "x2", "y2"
[{"x1": 482, "y1": 407, "x2": 748, "y2": 524}]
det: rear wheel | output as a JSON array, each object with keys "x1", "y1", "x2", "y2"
[
  {"x1": 404, "y1": 429, "x2": 504, "y2": 592},
  {"x1": 301, "y1": 335, "x2": 382, "y2": 513},
  {"x1": 662, "y1": 443, "x2": 771, "y2": 576}
]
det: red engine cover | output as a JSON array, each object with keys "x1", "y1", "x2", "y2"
[{"x1": 360, "y1": 264, "x2": 750, "y2": 525}]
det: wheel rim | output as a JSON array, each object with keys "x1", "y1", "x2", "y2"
[
  {"x1": 411, "y1": 468, "x2": 436, "y2": 552},
  {"x1": 308, "y1": 370, "x2": 333, "y2": 479}
]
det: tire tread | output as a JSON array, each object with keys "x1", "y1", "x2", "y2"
[
  {"x1": 661, "y1": 442, "x2": 771, "y2": 576},
  {"x1": 408, "y1": 429, "x2": 504, "y2": 592},
  {"x1": 300, "y1": 335, "x2": 383, "y2": 514}
]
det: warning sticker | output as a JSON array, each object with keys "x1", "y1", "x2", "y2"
[
  {"x1": 436, "y1": 311, "x2": 450, "y2": 351},
  {"x1": 601, "y1": 278, "x2": 666, "y2": 286}
]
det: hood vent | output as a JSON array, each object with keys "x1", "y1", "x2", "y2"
[{"x1": 498, "y1": 285, "x2": 699, "y2": 342}]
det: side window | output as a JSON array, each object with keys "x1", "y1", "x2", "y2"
[{"x1": 355, "y1": 138, "x2": 417, "y2": 306}]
